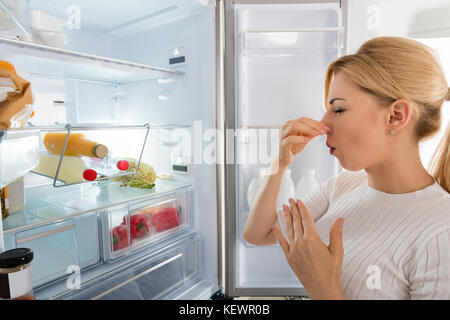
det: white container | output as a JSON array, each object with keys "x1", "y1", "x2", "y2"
[
  {"x1": 0, "y1": 129, "x2": 40, "y2": 188},
  {"x1": 6, "y1": 176, "x2": 25, "y2": 213},
  {"x1": 29, "y1": 9, "x2": 66, "y2": 47},
  {"x1": 247, "y1": 167, "x2": 267, "y2": 210},
  {"x1": 247, "y1": 167, "x2": 295, "y2": 211},
  {"x1": 29, "y1": 10, "x2": 65, "y2": 32},
  {"x1": 295, "y1": 168, "x2": 319, "y2": 199},
  {"x1": 277, "y1": 168, "x2": 296, "y2": 210}
]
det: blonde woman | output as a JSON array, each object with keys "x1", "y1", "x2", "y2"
[{"x1": 243, "y1": 36, "x2": 450, "y2": 300}]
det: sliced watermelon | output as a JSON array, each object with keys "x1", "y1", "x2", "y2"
[{"x1": 151, "y1": 207, "x2": 180, "y2": 232}]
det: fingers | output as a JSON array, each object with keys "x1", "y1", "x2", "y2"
[
  {"x1": 281, "y1": 120, "x2": 321, "y2": 140},
  {"x1": 296, "y1": 199, "x2": 315, "y2": 236},
  {"x1": 283, "y1": 204, "x2": 294, "y2": 243},
  {"x1": 296, "y1": 117, "x2": 330, "y2": 135},
  {"x1": 288, "y1": 198, "x2": 304, "y2": 236},
  {"x1": 272, "y1": 225, "x2": 290, "y2": 255},
  {"x1": 282, "y1": 117, "x2": 330, "y2": 139},
  {"x1": 280, "y1": 135, "x2": 311, "y2": 149}
]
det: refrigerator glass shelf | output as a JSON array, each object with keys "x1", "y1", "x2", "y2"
[
  {"x1": 2, "y1": 178, "x2": 192, "y2": 234},
  {"x1": 0, "y1": 37, "x2": 185, "y2": 85}
]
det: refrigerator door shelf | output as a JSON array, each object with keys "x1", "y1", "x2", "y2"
[
  {"x1": 241, "y1": 28, "x2": 344, "y2": 58},
  {"x1": 0, "y1": 36, "x2": 185, "y2": 85},
  {"x1": 102, "y1": 187, "x2": 193, "y2": 262}
]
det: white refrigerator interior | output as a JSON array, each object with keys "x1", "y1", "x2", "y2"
[
  {"x1": 0, "y1": 0, "x2": 219, "y2": 300},
  {"x1": 234, "y1": 2, "x2": 342, "y2": 291}
]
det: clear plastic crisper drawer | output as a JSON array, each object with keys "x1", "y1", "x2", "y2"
[
  {"x1": 13, "y1": 211, "x2": 100, "y2": 288},
  {"x1": 58, "y1": 233, "x2": 202, "y2": 300},
  {"x1": 102, "y1": 187, "x2": 193, "y2": 262}
]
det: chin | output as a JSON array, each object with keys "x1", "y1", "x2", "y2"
[{"x1": 338, "y1": 160, "x2": 364, "y2": 172}]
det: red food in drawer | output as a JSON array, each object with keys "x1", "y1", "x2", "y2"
[
  {"x1": 122, "y1": 213, "x2": 150, "y2": 239},
  {"x1": 151, "y1": 207, "x2": 180, "y2": 232},
  {"x1": 112, "y1": 224, "x2": 130, "y2": 251}
]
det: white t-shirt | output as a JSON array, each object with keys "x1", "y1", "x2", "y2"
[{"x1": 300, "y1": 169, "x2": 450, "y2": 300}]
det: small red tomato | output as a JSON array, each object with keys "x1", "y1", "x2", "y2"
[
  {"x1": 83, "y1": 169, "x2": 97, "y2": 181},
  {"x1": 117, "y1": 160, "x2": 129, "y2": 171}
]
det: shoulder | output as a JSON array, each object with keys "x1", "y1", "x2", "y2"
[
  {"x1": 419, "y1": 183, "x2": 450, "y2": 223},
  {"x1": 405, "y1": 195, "x2": 450, "y2": 258}
]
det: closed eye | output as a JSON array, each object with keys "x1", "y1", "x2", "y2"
[{"x1": 333, "y1": 109, "x2": 345, "y2": 114}]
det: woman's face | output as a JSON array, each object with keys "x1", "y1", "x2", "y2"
[{"x1": 320, "y1": 71, "x2": 391, "y2": 171}]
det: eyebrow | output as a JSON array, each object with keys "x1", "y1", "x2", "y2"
[{"x1": 329, "y1": 98, "x2": 346, "y2": 105}]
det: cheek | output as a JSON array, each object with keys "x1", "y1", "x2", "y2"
[{"x1": 340, "y1": 116, "x2": 385, "y2": 152}]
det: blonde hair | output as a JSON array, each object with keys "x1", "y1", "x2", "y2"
[{"x1": 323, "y1": 36, "x2": 450, "y2": 193}]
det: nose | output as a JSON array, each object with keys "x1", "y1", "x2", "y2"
[{"x1": 320, "y1": 115, "x2": 332, "y2": 134}]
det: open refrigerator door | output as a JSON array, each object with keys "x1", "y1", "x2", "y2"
[{"x1": 222, "y1": 0, "x2": 345, "y2": 297}]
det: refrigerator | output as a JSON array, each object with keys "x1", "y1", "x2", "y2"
[{"x1": 0, "y1": 0, "x2": 448, "y2": 300}]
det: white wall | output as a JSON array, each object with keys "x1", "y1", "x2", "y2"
[{"x1": 347, "y1": 0, "x2": 450, "y2": 54}]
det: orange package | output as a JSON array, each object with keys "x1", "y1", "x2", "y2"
[{"x1": 0, "y1": 61, "x2": 33, "y2": 130}]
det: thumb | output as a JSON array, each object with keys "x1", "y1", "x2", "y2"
[{"x1": 328, "y1": 218, "x2": 345, "y2": 257}]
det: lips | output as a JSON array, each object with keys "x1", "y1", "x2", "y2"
[{"x1": 326, "y1": 142, "x2": 336, "y2": 154}]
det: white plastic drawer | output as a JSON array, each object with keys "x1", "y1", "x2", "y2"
[{"x1": 102, "y1": 187, "x2": 193, "y2": 262}]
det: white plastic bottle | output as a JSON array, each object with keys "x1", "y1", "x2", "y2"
[
  {"x1": 295, "y1": 168, "x2": 319, "y2": 199},
  {"x1": 247, "y1": 167, "x2": 267, "y2": 209},
  {"x1": 247, "y1": 167, "x2": 295, "y2": 210}
]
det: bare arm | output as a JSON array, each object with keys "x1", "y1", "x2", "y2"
[
  {"x1": 243, "y1": 117, "x2": 330, "y2": 246},
  {"x1": 243, "y1": 158, "x2": 286, "y2": 245}
]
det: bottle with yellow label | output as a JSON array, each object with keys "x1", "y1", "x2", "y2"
[
  {"x1": 1, "y1": 186, "x2": 9, "y2": 220},
  {"x1": 43, "y1": 132, "x2": 108, "y2": 159}
]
